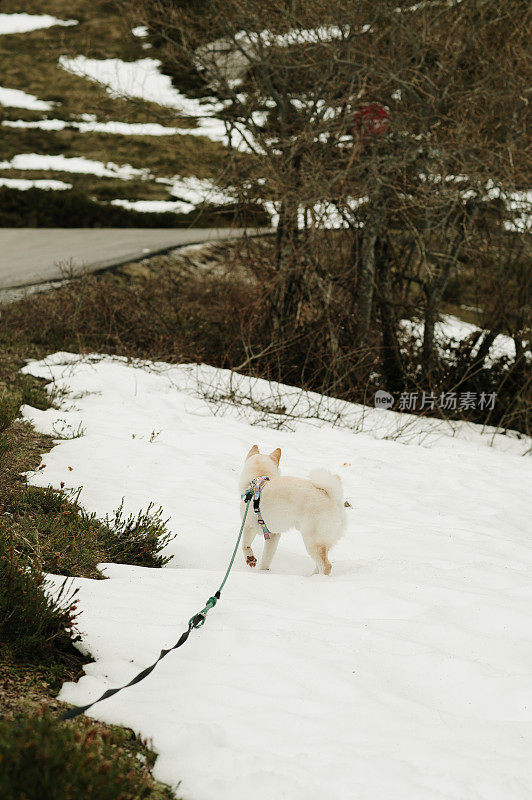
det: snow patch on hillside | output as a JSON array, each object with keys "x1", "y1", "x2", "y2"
[
  {"x1": 110, "y1": 198, "x2": 192, "y2": 214},
  {"x1": 132, "y1": 25, "x2": 148, "y2": 38},
  {"x1": 58, "y1": 56, "x2": 227, "y2": 141},
  {"x1": 19, "y1": 353, "x2": 532, "y2": 799},
  {"x1": 0, "y1": 153, "x2": 234, "y2": 209},
  {"x1": 0, "y1": 153, "x2": 151, "y2": 180},
  {"x1": 2, "y1": 118, "x2": 203, "y2": 137},
  {"x1": 0, "y1": 85, "x2": 54, "y2": 110},
  {"x1": 0, "y1": 13, "x2": 77, "y2": 35},
  {"x1": 0, "y1": 177, "x2": 72, "y2": 190},
  {"x1": 163, "y1": 175, "x2": 235, "y2": 207}
]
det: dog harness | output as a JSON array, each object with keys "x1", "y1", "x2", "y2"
[{"x1": 241, "y1": 476, "x2": 271, "y2": 539}]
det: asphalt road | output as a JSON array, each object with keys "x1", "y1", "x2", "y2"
[{"x1": 0, "y1": 227, "x2": 269, "y2": 291}]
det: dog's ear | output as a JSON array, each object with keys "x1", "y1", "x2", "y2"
[
  {"x1": 246, "y1": 444, "x2": 259, "y2": 459},
  {"x1": 270, "y1": 447, "x2": 281, "y2": 465}
]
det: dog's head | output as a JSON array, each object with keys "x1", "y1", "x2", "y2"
[
  {"x1": 246, "y1": 444, "x2": 281, "y2": 465},
  {"x1": 243, "y1": 444, "x2": 281, "y2": 478}
]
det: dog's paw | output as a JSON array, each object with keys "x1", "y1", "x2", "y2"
[{"x1": 246, "y1": 554, "x2": 257, "y2": 568}]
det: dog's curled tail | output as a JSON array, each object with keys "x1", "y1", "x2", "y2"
[{"x1": 309, "y1": 469, "x2": 344, "y2": 508}]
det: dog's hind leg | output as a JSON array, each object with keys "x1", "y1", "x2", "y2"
[
  {"x1": 301, "y1": 531, "x2": 332, "y2": 575},
  {"x1": 316, "y1": 544, "x2": 332, "y2": 575},
  {"x1": 260, "y1": 533, "x2": 280, "y2": 571},
  {"x1": 242, "y1": 524, "x2": 258, "y2": 568}
]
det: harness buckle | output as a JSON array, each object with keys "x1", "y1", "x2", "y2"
[{"x1": 246, "y1": 476, "x2": 271, "y2": 540}]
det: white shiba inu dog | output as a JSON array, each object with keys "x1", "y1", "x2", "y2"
[{"x1": 239, "y1": 444, "x2": 346, "y2": 575}]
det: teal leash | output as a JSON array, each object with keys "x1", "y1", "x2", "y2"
[
  {"x1": 62, "y1": 491, "x2": 253, "y2": 721},
  {"x1": 188, "y1": 489, "x2": 252, "y2": 628}
]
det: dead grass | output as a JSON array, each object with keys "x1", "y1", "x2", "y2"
[
  {"x1": 0, "y1": 0, "x2": 174, "y2": 122},
  {"x1": 0, "y1": 125, "x2": 226, "y2": 180},
  {"x1": 0, "y1": 0, "x2": 228, "y2": 216},
  {"x1": 0, "y1": 173, "x2": 172, "y2": 201}
]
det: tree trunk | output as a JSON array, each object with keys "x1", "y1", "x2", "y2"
[
  {"x1": 356, "y1": 207, "x2": 384, "y2": 348},
  {"x1": 271, "y1": 198, "x2": 301, "y2": 331},
  {"x1": 375, "y1": 238, "x2": 404, "y2": 392},
  {"x1": 473, "y1": 328, "x2": 501, "y2": 367},
  {"x1": 422, "y1": 292, "x2": 441, "y2": 374},
  {"x1": 271, "y1": 153, "x2": 303, "y2": 331},
  {"x1": 422, "y1": 203, "x2": 479, "y2": 375}
]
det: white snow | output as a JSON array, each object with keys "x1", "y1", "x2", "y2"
[
  {"x1": 2, "y1": 118, "x2": 205, "y2": 137},
  {"x1": 401, "y1": 314, "x2": 521, "y2": 364},
  {"x1": 114, "y1": 175, "x2": 234, "y2": 212},
  {"x1": 110, "y1": 199, "x2": 192, "y2": 214},
  {"x1": 0, "y1": 177, "x2": 72, "y2": 190},
  {"x1": 54, "y1": 54, "x2": 298, "y2": 151},
  {"x1": 21, "y1": 353, "x2": 532, "y2": 800},
  {"x1": 163, "y1": 175, "x2": 235, "y2": 207},
  {"x1": 436, "y1": 315, "x2": 518, "y2": 361},
  {"x1": 265, "y1": 196, "x2": 368, "y2": 229},
  {"x1": 200, "y1": 24, "x2": 363, "y2": 60},
  {"x1": 0, "y1": 152, "x2": 232, "y2": 207},
  {"x1": 418, "y1": 175, "x2": 532, "y2": 233},
  {"x1": 114, "y1": 175, "x2": 233, "y2": 211},
  {"x1": 57, "y1": 56, "x2": 240, "y2": 144},
  {"x1": 57, "y1": 55, "x2": 208, "y2": 111},
  {"x1": 0, "y1": 153, "x2": 150, "y2": 181},
  {"x1": 111, "y1": 175, "x2": 235, "y2": 213},
  {"x1": 58, "y1": 56, "x2": 226, "y2": 136},
  {"x1": 0, "y1": 86, "x2": 54, "y2": 111},
  {"x1": 0, "y1": 13, "x2": 77, "y2": 35},
  {"x1": 132, "y1": 25, "x2": 148, "y2": 38}
]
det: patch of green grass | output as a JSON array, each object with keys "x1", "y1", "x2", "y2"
[
  {"x1": 0, "y1": 710, "x2": 177, "y2": 800},
  {"x1": 3, "y1": 486, "x2": 176, "y2": 578},
  {"x1": 102, "y1": 500, "x2": 175, "y2": 568},
  {"x1": 0, "y1": 535, "x2": 80, "y2": 666},
  {"x1": 0, "y1": 419, "x2": 53, "y2": 489},
  {"x1": 0, "y1": 390, "x2": 20, "y2": 433},
  {"x1": 0, "y1": 371, "x2": 54, "y2": 487},
  {"x1": 0, "y1": 340, "x2": 177, "y2": 577},
  {"x1": 0, "y1": 373, "x2": 51, "y2": 431}
]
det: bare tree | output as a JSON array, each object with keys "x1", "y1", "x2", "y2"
[{"x1": 117, "y1": 0, "x2": 530, "y2": 427}]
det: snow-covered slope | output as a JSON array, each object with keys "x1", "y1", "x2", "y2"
[{"x1": 22, "y1": 353, "x2": 532, "y2": 800}]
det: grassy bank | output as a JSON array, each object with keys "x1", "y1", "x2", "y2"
[{"x1": 0, "y1": 353, "x2": 178, "y2": 797}]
